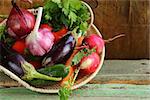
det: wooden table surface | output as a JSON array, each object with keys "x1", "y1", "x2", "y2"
[{"x1": 0, "y1": 60, "x2": 150, "y2": 100}]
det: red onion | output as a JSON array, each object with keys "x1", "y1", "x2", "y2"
[{"x1": 7, "y1": 3, "x2": 35, "y2": 38}]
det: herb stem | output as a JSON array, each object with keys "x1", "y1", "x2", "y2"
[{"x1": 72, "y1": 68, "x2": 80, "y2": 86}]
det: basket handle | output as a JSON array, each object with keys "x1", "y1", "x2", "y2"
[{"x1": 82, "y1": 1, "x2": 94, "y2": 28}]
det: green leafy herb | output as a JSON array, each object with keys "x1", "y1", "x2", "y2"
[
  {"x1": 0, "y1": 15, "x2": 8, "y2": 19},
  {"x1": 0, "y1": 25, "x2": 16, "y2": 48},
  {"x1": 58, "y1": 84, "x2": 72, "y2": 100},
  {"x1": 72, "y1": 48, "x2": 96, "y2": 66},
  {"x1": 58, "y1": 72, "x2": 73, "y2": 100},
  {"x1": 71, "y1": 50, "x2": 84, "y2": 66},
  {"x1": 43, "y1": 0, "x2": 90, "y2": 32},
  {"x1": 0, "y1": 25, "x2": 6, "y2": 40},
  {"x1": 58, "y1": 68, "x2": 80, "y2": 100}
]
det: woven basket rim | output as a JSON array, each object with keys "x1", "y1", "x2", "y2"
[
  {"x1": 0, "y1": 2, "x2": 105, "y2": 93},
  {"x1": 0, "y1": 24, "x2": 105, "y2": 93}
]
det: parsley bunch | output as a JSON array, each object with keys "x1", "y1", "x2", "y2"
[
  {"x1": 43, "y1": 0, "x2": 90, "y2": 32},
  {"x1": 0, "y1": 25, "x2": 6, "y2": 41}
]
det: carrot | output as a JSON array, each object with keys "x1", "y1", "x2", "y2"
[
  {"x1": 61, "y1": 36, "x2": 84, "y2": 86},
  {"x1": 60, "y1": 66, "x2": 75, "y2": 86},
  {"x1": 65, "y1": 50, "x2": 78, "y2": 66},
  {"x1": 77, "y1": 36, "x2": 84, "y2": 46},
  {"x1": 65, "y1": 36, "x2": 84, "y2": 66}
]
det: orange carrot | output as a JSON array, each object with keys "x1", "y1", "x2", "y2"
[
  {"x1": 65, "y1": 50, "x2": 78, "y2": 66},
  {"x1": 61, "y1": 36, "x2": 84, "y2": 86},
  {"x1": 65, "y1": 36, "x2": 84, "y2": 66},
  {"x1": 60, "y1": 66, "x2": 75, "y2": 86},
  {"x1": 77, "y1": 36, "x2": 84, "y2": 46}
]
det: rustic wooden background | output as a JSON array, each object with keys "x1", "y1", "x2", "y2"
[{"x1": 0, "y1": 0, "x2": 149, "y2": 59}]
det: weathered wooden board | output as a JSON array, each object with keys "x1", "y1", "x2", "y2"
[
  {"x1": 0, "y1": 60, "x2": 150, "y2": 87},
  {"x1": 91, "y1": 0, "x2": 150, "y2": 59},
  {"x1": 0, "y1": 0, "x2": 149, "y2": 59},
  {"x1": 0, "y1": 84, "x2": 150, "y2": 100}
]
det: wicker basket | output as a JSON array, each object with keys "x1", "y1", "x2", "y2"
[{"x1": 0, "y1": 1, "x2": 105, "y2": 93}]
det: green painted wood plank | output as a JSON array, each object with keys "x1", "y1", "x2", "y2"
[
  {"x1": 73, "y1": 84, "x2": 150, "y2": 97},
  {"x1": 0, "y1": 97, "x2": 150, "y2": 100},
  {"x1": 0, "y1": 84, "x2": 150, "y2": 100},
  {"x1": 99, "y1": 60, "x2": 150, "y2": 75}
]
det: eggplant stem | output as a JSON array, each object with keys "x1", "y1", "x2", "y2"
[
  {"x1": 33, "y1": 7, "x2": 43, "y2": 32},
  {"x1": 104, "y1": 34, "x2": 125, "y2": 43},
  {"x1": 30, "y1": 72, "x2": 62, "y2": 81},
  {"x1": 21, "y1": 61, "x2": 62, "y2": 81}
]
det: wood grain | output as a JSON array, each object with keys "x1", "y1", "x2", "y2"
[
  {"x1": 90, "y1": 0, "x2": 150, "y2": 59},
  {"x1": 0, "y1": 84, "x2": 150, "y2": 100},
  {"x1": 0, "y1": 0, "x2": 149, "y2": 59}
]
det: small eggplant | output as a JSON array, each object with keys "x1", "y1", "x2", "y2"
[
  {"x1": 0, "y1": 42, "x2": 62, "y2": 81},
  {"x1": 0, "y1": 41, "x2": 24, "y2": 77},
  {"x1": 42, "y1": 32, "x2": 76, "y2": 67}
]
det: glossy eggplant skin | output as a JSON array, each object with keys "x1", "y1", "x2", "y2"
[
  {"x1": 42, "y1": 33, "x2": 76, "y2": 67},
  {"x1": 0, "y1": 42, "x2": 24, "y2": 77}
]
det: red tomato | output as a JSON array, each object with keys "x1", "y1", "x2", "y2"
[
  {"x1": 12, "y1": 40, "x2": 26, "y2": 54},
  {"x1": 53, "y1": 27, "x2": 68, "y2": 42},
  {"x1": 29, "y1": 61, "x2": 42, "y2": 69},
  {"x1": 40, "y1": 24, "x2": 53, "y2": 32}
]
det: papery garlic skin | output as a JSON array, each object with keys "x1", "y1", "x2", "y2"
[
  {"x1": 26, "y1": 29, "x2": 54, "y2": 56},
  {"x1": 25, "y1": 7, "x2": 55, "y2": 56}
]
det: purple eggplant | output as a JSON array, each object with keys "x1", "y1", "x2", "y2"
[
  {"x1": 42, "y1": 32, "x2": 76, "y2": 67},
  {"x1": 0, "y1": 41, "x2": 24, "y2": 77},
  {"x1": 0, "y1": 42, "x2": 62, "y2": 81}
]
